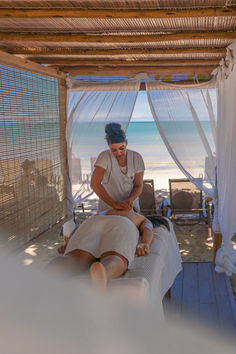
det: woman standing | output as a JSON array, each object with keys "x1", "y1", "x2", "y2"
[{"x1": 91, "y1": 123, "x2": 145, "y2": 212}]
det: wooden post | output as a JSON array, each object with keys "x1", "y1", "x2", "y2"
[
  {"x1": 213, "y1": 232, "x2": 222, "y2": 265},
  {"x1": 206, "y1": 202, "x2": 212, "y2": 239},
  {"x1": 165, "y1": 288, "x2": 171, "y2": 300},
  {"x1": 58, "y1": 77, "x2": 70, "y2": 218}
]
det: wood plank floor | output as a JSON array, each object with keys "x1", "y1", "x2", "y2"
[{"x1": 165, "y1": 262, "x2": 236, "y2": 332}]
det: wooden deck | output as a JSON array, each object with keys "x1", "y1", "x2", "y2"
[{"x1": 165, "y1": 262, "x2": 236, "y2": 332}]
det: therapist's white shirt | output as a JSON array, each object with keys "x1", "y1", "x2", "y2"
[{"x1": 94, "y1": 149, "x2": 145, "y2": 212}]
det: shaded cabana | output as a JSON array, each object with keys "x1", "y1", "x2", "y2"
[{"x1": 0, "y1": 1, "x2": 236, "y2": 277}]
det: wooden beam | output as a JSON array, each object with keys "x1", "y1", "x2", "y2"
[
  {"x1": 2, "y1": 47, "x2": 227, "y2": 56},
  {"x1": 0, "y1": 50, "x2": 66, "y2": 79},
  {"x1": 33, "y1": 58, "x2": 220, "y2": 66},
  {"x1": 0, "y1": 31, "x2": 236, "y2": 43},
  {"x1": 0, "y1": 7, "x2": 236, "y2": 18},
  {"x1": 139, "y1": 79, "x2": 211, "y2": 89},
  {"x1": 57, "y1": 65, "x2": 217, "y2": 76}
]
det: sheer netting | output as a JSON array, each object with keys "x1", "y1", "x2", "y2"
[
  {"x1": 213, "y1": 40, "x2": 236, "y2": 275},
  {"x1": 65, "y1": 59, "x2": 236, "y2": 276},
  {"x1": 146, "y1": 81, "x2": 217, "y2": 199},
  {"x1": 146, "y1": 80, "x2": 223, "y2": 238},
  {"x1": 66, "y1": 78, "x2": 140, "y2": 214}
]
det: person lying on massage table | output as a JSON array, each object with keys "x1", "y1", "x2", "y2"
[{"x1": 49, "y1": 210, "x2": 154, "y2": 289}]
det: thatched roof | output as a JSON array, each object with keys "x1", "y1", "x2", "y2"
[{"x1": 0, "y1": 0, "x2": 236, "y2": 82}]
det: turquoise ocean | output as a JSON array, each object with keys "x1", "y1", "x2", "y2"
[
  {"x1": 1, "y1": 120, "x2": 214, "y2": 189},
  {"x1": 71, "y1": 121, "x2": 214, "y2": 189}
]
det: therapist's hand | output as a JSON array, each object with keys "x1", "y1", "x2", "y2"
[
  {"x1": 114, "y1": 201, "x2": 132, "y2": 210},
  {"x1": 123, "y1": 197, "x2": 133, "y2": 210}
]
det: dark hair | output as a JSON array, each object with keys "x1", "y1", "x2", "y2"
[
  {"x1": 146, "y1": 215, "x2": 170, "y2": 231},
  {"x1": 105, "y1": 123, "x2": 126, "y2": 145}
]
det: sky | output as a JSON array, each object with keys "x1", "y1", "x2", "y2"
[
  {"x1": 131, "y1": 89, "x2": 217, "y2": 122},
  {"x1": 132, "y1": 91, "x2": 153, "y2": 122}
]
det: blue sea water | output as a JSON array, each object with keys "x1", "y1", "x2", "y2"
[
  {"x1": 0, "y1": 120, "x2": 215, "y2": 188},
  {"x1": 71, "y1": 120, "x2": 214, "y2": 162},
  {"x1": 70, "y1": 120, "x2": 215, "y2": 188}
]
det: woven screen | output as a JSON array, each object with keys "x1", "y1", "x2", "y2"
[{"x1": 0, "y1": 64, "x2": 67, "y2": 250}]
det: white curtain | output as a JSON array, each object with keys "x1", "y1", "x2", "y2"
[
  {"x1": 66, "y1": 78, "x2": 140, "y2": 215},
  {"x1": 145, "y1": 42, "x2": 236, "y2": 275},
  {"x1": 65, "y1": 62, "x2": 236, "y2": 276},
  {"x1": 146, "y1": 84, "x2": 223, "y2": 235},
  {"x1": 214, "y1": 41, "x2": 236, "y2": 275},
  {"x1": 146, "y1": 79, "x2": 217, "y2": 199}
]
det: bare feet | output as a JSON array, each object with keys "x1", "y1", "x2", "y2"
[{"x1": 90, "y1": 262, "x2": 107, "y2": 290}]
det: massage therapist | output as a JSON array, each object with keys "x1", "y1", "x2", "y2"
[{"x1": 91, "y1": 122, "x2": 145, "y2": 212}]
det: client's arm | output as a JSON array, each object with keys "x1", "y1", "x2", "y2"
[
  {"x1": 57, "y1": 237, "x2": 69, "y2": 254},
  {"x1": 135, "y1": 219, "x2": 153, "y2": 257},
  {"x1": 106, "y1": 209, "x2": 153, "y2": 257},
  {"x1": 57, "y1": 228, "x2": 77, "y2": 254}
]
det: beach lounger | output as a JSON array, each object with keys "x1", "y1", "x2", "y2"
[
  {"x1": 139, "y1": 179, "x2": 157, "y2": 216},
  {"x1": 0, "y1": 158, "x2": 20, "y2": 219},
  {"x1": 168, "y1": 178, "x2": 210, "y2": 225}
]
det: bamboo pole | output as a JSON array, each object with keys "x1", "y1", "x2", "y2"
[
  {"x1": 32, "y1": 58, "x2": 221, "y2": 66},
  {"x1": 58, "y1": 78, "x2": 70, "y2": 218},
  {"x1": 58, "y1": 65, "x2": 217, "y2": 76},
  {"x1": 0, "y1": 31, "x2": 235, "y2": 43},
  {"x1": 0, "y1": 8, "x2": 236, "y2": 19},
  {"x1": 4, "y1": 47, "x2": 227, "y2": 56}
]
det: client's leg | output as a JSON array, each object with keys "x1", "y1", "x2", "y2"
[
  {"x1": 90, "y1": 251, "x2": 128, "y2": 289},
  {"x1": 47, "y1": 249, "x2": 96, "y2": 277}
]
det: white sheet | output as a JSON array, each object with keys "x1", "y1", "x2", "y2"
[
  {"x1": 65, "y1": 215, "x2": 139, "y2": 266},
  {"x1": 110, "y1": 218, "x2": 182, "y2": 306},
  {"x1": 65, "y1": 216, "x2": 182, "y2": 311}
]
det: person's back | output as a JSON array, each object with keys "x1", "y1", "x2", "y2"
[
  {"x1": 106, "y1": 209, "x2": 154, "y2": 258},
  {"x1": 106, "y1": 209, "x2": 146, "y2": 230},
  {"x1": 53, "y1": 208, "x2": 154, "y2": 287}
]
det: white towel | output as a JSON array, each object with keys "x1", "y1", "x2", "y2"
[{"x1": 65, "y1": 215, "x2": 139, "y2": 266}]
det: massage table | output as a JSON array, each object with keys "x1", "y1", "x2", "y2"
[
  {"x1": 63, "y1": 216, "x2": 182, "y2": 310},
  {"x1": 109, "y1": 218, "x2": 182, "y2": 309}
]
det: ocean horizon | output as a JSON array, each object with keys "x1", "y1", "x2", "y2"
[
  {"x1": 71, "y1": 120, "x2": 214, "y2": 189},
  {"x1": 1, "y1": 120, "x2": 214, "y2": 190}
]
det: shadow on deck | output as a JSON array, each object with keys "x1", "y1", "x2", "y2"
[{"x1": 164, "y1": 262, "x2": 236, "y2": 333}]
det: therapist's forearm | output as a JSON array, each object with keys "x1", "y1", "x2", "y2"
[
  {"x1": 127, "y1": 185, "x2": 143, "y2": 203},
  {"x1": 92, "y1": 183, "x2": 117, "y2": 209}
]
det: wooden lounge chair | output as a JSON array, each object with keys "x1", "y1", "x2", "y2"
[
  {"x1": 168, "y1": 178, "x2": 210, "y2": 225},
  {"x1": 72, "y1": 157, "x2": 97, "y2": 218},
  {"x1": 139, "y1": 179, "x2": 157, "y2": 217},
  {"x1": 0, "y1": 158, "x2": 20, "y2": 219}
]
